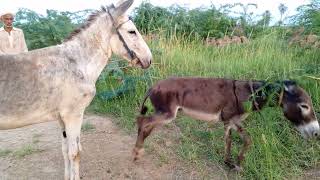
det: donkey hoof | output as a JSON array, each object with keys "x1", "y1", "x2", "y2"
[
  {"x1": 132, "y1": 147, "x2": 144, "y2": 161},
  {"x1": 224, "y1": 160, "x2": 236, "y2": 169},
  {"x1": 225, "y1": 161, "x2": 243, "y2": 172},
  {"x1": 231, "y1": 165, "x2": 243, "y2": 172}
]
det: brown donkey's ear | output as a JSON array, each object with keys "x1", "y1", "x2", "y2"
[
  {"x1": 283, "y1": 80, "x2": 297, "y2": 96},
  {"x1": 298, "y1": 103, "x2": 311, "y2": 115},
  {"x1": 112, "y1": 0, "x2": 134, "y2": 18}
]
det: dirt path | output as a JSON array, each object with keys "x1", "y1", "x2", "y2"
[{"x1": 0, "y1": 115, "x2": 217, "y2": 180}]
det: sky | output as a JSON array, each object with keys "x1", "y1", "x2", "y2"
[{"x1": 1, "y1": 0, "x2": 311, "y2": 22}]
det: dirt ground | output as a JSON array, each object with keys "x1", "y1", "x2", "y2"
[{"x1": 0, "y1": 114, "x2": 229, "y2": 180}]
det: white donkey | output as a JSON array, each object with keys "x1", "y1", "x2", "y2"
[{"x1": 0, "y1": 0, "x2": 152, "y2": 179}]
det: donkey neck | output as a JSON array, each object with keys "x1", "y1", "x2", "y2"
[
  {"x1": 247, "y1": 81, "x2": 283, "y2": 111},
  {"x1": 62, "y1": 14, "x2": 113, "y2": 83}
]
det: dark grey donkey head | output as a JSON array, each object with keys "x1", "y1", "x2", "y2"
[{"x1": 279, "y1": 81, "x2": 319, "y2": 139}]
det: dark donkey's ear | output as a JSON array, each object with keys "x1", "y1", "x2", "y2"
[{"x1": 283, "y1": 80, "x2": 297, "y2": 95}]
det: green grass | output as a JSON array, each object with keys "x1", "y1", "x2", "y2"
[
  {"x1": 0, "y1": 138, "x2": 42, "y2": 158},
  {"x1": 81, "y1": 121, "x2": 96, "y2": 132},
  {"x1": 13, "y1": 144, "x2": 42, "y2": 158},
  {"x1": 32, "y1": 133, "x2": 42, "y2": 144},
  {"x1": 89, "y1": 32, "x2": 320, "y2": 179},
  {"x1": 0, "y1": 149, "x2": 12, "y2": 157}
]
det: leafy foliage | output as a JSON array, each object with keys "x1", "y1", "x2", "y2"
[
  {"x1": 291, "y1": 0, "x2": 320, "y2": 35},
  {"x1": 14, "y1": 8, "x2": 92, "y2": 50},
  {"x1": 133, "y1": 2, "x2": 282, "y2": 39},
  {"x1": 278, "y1": 3, "x2": 288, "y2": 25},
  {"x1": 133, "y1": 2, "x2": 237, "y2": 38}
]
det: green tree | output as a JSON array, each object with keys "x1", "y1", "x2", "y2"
[
  {"x1": 292, "y1": 0, "x2": 320, "y2": 35},
  {"x1": 133, "y1": 2, "x2": 171, "y2": 34},
  {"x1": 278, "y1": 3, "x2": 288, "y2": 25},
  {"x1": 14, "y1": 8, "x2": 91, "y2": 50},
  {"x1": 219, "y1": 3, "x2": 258, "y2": 37},
  {"x1": 133, "y1": 2, "x2": 236, "y2": 39},
  {"x1": 257, "y1": 10, "x2": 272, "y2": 29}
]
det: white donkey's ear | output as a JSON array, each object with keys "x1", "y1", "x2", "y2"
[{"x1": 113, "y1": 0, "x2": 134, "y2": 18}]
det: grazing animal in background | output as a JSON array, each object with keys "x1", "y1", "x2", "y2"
[
  {"x1": 0, "y1": 0, "x2": 152, "y2": 179},
  {"x1": 133, "y1": 77, "x2": 319, "y2": 171}
]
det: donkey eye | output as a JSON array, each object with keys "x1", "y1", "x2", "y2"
[{"x1": 128, "y1": 30, "x2": 136, "y2": 35}]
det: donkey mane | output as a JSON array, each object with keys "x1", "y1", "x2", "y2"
[{"x1": 64, "y1": 6, "x2": 107, "y2": 42}]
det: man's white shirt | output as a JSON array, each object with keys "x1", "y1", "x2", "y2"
[{"x1": 0, "y1": 27, "x2": 28, "y2": 55}]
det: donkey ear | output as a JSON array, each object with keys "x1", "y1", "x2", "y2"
[
  {"x1": 298, "y1": 103, "x2": 311, "y2": 115},
  {"x1": 283, "y1": 80, "x2": 297, "y2": 95},
  {"x1": 113, "y1": 0, "x2": 134, "y2": 18}
]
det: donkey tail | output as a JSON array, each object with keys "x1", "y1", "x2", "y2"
[{"x1": 140, "y1": 88, "x2": 152, "y2": 115}]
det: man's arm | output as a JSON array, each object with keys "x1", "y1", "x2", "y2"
[
  {"x1": 20, "y1": 31, "x2": 28, "y2": 53},
  {"x1": 0, "y1": 44, "x2": 4, "y2": 55},
  {"x1": 0, "y1": 34, "x2": 5, "y2": 55}
]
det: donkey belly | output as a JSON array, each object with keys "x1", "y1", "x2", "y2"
[
  {"x1": 0, "y1": 110, "x2": 58, "y2": 130},
  {"x1": 181, "y1": 107, "x2": 221, "y2": 122},
  {"x1": 0, "y1": 90, "x2": 60, "y2": 130}
]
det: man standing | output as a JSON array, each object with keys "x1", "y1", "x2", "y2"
[{"x1": 0, "y1": 10, "x2": 28, "y2": 55}]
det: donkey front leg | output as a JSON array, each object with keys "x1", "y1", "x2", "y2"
[
  {"x1": 235, "y1": 124, "x2": 251, "y2": 168},
  {"x1": 61, "y1": 112, "x2": 84, "y2": 180},
  {"x1": 223, "y1": 124, "x2": 234, "y2": 169},
  {"x1": 58, "y1": 117, "x2": 70, "y2": 180}
]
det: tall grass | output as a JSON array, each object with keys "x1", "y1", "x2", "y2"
[{"x1": 89, "y1": 32, "x2": 320, "y2": 178}]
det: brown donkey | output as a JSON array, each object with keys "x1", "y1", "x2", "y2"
[{"x1": 133, "y1": 77, "x2": 319, "y2": 170}]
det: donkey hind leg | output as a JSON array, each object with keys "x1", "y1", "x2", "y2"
[
  {"x1": 223, "y1": 124, "x2": 234, "y2": 169},
  {"x1": 58, "y1": 117, "x2": 70, "y2": 180},
  {"x1": 133, "y1": 110, "x2": 178, "y2": 161},
  {"x1": 61, "y1": 112, "x2": 84, "y2": 180},
  {"x1": 225, "y1": 123, "x2": 251, "y2": 172}
]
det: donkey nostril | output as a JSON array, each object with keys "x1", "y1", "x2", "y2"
[{"x1": 313, "y1": 132, "x2": 318, "y2": 137}]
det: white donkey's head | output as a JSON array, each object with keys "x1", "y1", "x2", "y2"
[{"x1": 107, "y1": 0, "x2": 152, "y2": 69}]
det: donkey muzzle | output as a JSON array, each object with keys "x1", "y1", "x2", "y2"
[{"x1": 297, "y1": 120, "x2": 320, "y2": 139}]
